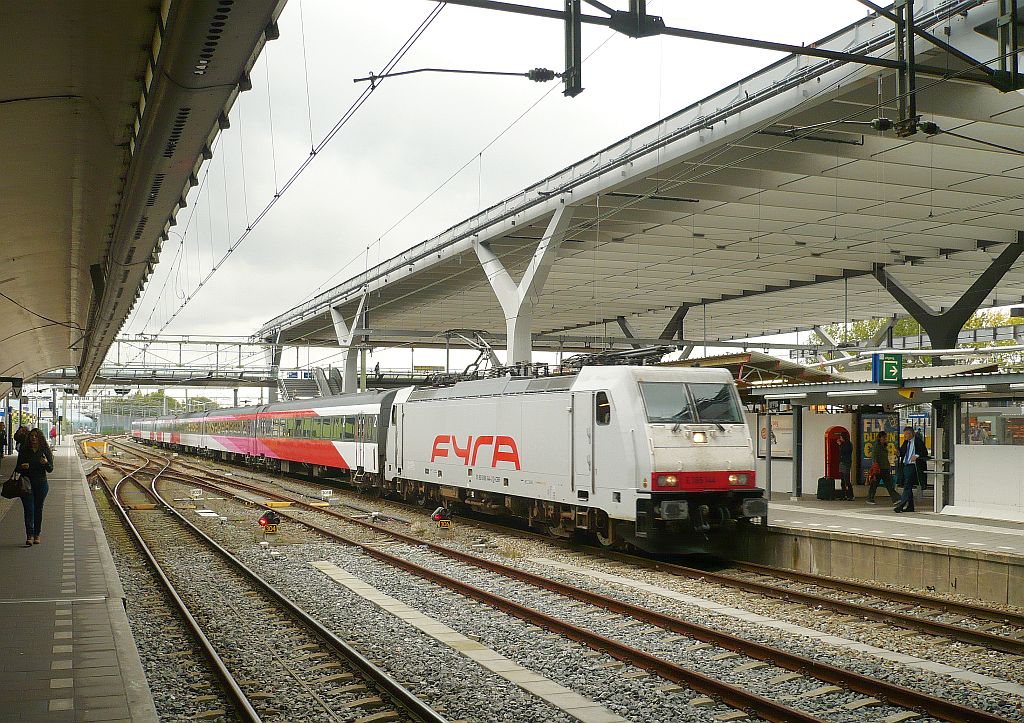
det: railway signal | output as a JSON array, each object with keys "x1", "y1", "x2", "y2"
[
  {"x1": 431, "y1": 507, "x2": 452, "y2": 529},
  {"x1": 258, "y1": 509, "x2": 281, "y2": 534}
]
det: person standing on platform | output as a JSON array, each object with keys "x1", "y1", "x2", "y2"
[
  {"x1": 838, "y1": 431, "x2": 854, "y2": 500},
  {"x1": 0, "y1": 421, "x2": 6, "y2": 456},
  {"x1": 17, "y1": 428, "x2": 53, "y2": 546},
  {"x1": 867, "y1": 430, "x2": 897, "y2": 504},
  {"x1": 895, "y1": 426, "x2": 926, "y2": 513},
  {"x1": 13, "y1": 425, "x2": 28, "y2": 453},
  {"x1": 49, "y1": 424, "x2": 57, "y2": 447}
]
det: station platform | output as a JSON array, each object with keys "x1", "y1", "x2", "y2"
[
  {"x1": 0, "y1": 438, "x2": 157, "y2": 722},
  {"x1": 768, "y1": 490, "x2": 1024, "y2": 558},
  {"x1": 738, "y1": 490, "x2": 1024, "y2": 608}
]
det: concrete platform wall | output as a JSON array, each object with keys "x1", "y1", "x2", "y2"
[{"x1": 735, "y1": 527, "x2": 1024, "y2": 608}]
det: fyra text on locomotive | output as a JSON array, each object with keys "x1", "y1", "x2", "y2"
[{"x1": 430, "y1": 434, "x2": 521, "y2": 470}]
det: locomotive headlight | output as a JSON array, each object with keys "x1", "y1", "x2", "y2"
[
  {"x1": 660, "y1": 474, "x2": 679, "y2": 487},
  {"x1": 691, "y1": 431, "x2": 708, "y2": 444},
  {"x1": 728, "y1": 473, "x2": 749, "y2": 485}
]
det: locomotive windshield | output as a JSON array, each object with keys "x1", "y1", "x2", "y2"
[{"x1": 639, "y1": 382, "x2": 742, "y2": 424}]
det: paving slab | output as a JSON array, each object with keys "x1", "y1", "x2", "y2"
[{"x1": 0, "y1": 440, "x2": 157, "y2": 722}]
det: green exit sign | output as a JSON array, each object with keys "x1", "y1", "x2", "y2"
[{"x1": 872, "y1": 353, "x2": 903, "y2": 385}]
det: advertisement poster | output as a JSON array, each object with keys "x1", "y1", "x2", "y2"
[
  {"x1": 859, "y1": 412, "x2": 899, "y2": 484},
  {"x1": 757, "y1": 413, "x2": 793, "y2": 458}
]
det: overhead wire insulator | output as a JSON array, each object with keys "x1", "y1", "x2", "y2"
[
  {"x1": 526, "y1": 68, "x2": 557, "y2": 83},
  {"x1": 870, "y1": 117, "x2": 894, "y2": 131}
]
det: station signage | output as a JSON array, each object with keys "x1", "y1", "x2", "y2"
[{"x1": 871, "y1": 353, "x2": 903, "y2": 385}]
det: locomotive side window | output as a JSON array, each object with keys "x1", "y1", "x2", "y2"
[
  {"x1": 639, "y1": 382, "x2": 694, "y2": 423},
  {"x1": 595, "y1": 392, "x2": 611, "y2": 425},
  {"x1": 688, "y1": 383, "x2": 743, "y2": 423}
]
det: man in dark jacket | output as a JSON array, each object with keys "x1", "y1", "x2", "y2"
[
  {"x1": 895, "y1": 426, "x2": 927, "y2": 513},
  {"x1": 837, "y1": 430, "x2": 854, "y2": 500}
]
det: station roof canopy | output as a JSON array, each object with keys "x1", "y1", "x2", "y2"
[
  {"x1": 260, "y1": 0, "x2": 1024, "y2": 354},
  {"x1": 745, "y1": 364, "x2": 1008, "y2": 407},
  {"x1": 1, "y1": 0, "x2": 283, "y2": 393},
  {"x1": 661, "y1": 351, "x2": 845, "y2": 389}
]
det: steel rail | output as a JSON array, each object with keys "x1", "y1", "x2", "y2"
[
  {"x1": 380, "y1": 500, "x2": 1024, "y2": 632},
  {"x1": 93, "y1": 464, "x2": 262, "y2": 723},
  {"x1": 343, "y1": 489, "x2": 1024, "y2": 652},
  {"x1": 161, "y1": 475, "x2": 822, "y2": 722},
  {"x1": 727, "y1": 560, "x2": 1024, "y2": 629},
  {"x1": 157, "y1": 459, "x2": 1008, "y2": 723},
  {"x1": 138, "y1": 461, "x2": 448, "y2": 723},
  {"x1": 119, "y1": 437, "x2": 1024, "y2": 654},
  {"x1": 146, "y1": 441, "x2": 1024, "y2": 656},
  {"x1": 112, "y1": 436, "x2": 1024, "y2": 720}
]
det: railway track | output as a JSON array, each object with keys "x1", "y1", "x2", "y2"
[
  {"x1": 110, "y1": 438, "x2": 1020, "y2": 723},
  {"x1": 88, "y1": 463, "x2": 244, "y2": 721},
  {"x1": 157, "y1": 441, "x2": 1024, "y2": 655},
  {"x1": 94, "y1": 447, "x2": 445, "y2": 723}
]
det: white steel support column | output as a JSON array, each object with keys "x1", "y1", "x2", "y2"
[
  {"x1": 330, "y1": 292, "x2": 367, "y2": 393},
  {"x1": 474, "y1": 205, "x2": 575, "y2": 364}
]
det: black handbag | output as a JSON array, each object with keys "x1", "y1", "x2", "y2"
[{"x1": 1, "y1": 474, "x2": 30, "y2": 499}]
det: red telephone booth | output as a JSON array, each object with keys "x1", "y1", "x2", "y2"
[{"x1": 824, "y1": 426, "x2": 850, "y2": 479}]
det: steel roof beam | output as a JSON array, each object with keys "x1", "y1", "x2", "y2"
[
  {"x1": 873, "y1": 232, "x2": 1024, "y2": 360},
  {"x1": 432, "y1": 0, "x2": 996, "y2": 84},
  {"x1": 616, "y1": 315, "x2": 643, "y2": 349},
  {"x1": 855, "y1": 0, "x2": 995, "y2": 76},
  {"x1": 659, "y1": 305, "x2": 691, "y2": 340}
]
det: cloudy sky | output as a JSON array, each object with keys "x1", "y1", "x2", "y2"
[{"x1": 118, "y1": 0, "x2": 870, "y2": 378}]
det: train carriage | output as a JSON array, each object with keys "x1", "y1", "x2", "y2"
[
  {"x1": 251, "y1": 390, "x2": 397, "y2": 474},
  {"x1": 131, "y1": 366, "x2": 765, "y2": 553},
  {"x1": 385, "y1": 366, "x2": 764, "y2": 551},
  {"x1": 133, "y1": 390, "x2": 400, "y2": 478}
]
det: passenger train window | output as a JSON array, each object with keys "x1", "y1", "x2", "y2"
[{"x1": 595, "y1": 392, "x2": 611, "y2": 425}]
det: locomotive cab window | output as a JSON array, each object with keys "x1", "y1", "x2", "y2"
[
  {"x1": 639, "y1": 382, "x2": 742, "y2": 424},
  {"x1": 595, "y1": 392, "x2": 611, "y2": 425},
  {"x1": 688, "y1": 383, "x2": 743, "y2": 424},
  {"x1": 639, "y1": 383, "x2": 694, "y2": 424}
]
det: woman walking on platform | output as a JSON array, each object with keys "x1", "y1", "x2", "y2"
[{"x1": 17, "y1": 428, "x2": 53, "y2": 547}]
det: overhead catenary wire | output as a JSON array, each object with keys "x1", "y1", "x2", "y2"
[
  {"x1": 124, "y1": 134, "x2": 226, "y2": 360},
  {"x1": 144, "y1": 3, "x2": 448, "y2": 340},
  {"x1": 282, "y1": 38, "x2": 1024, "y2": 350},
  {"x1": 297, "y1": 22, "x2": 622, "y2": 308},
  {"x1": 297, "y1": 0, "x2": 315, "y2": 149}
]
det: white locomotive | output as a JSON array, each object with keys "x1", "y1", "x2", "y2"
[{"x1": 133, "y1": 366, "x2": 766, "y2": 552}]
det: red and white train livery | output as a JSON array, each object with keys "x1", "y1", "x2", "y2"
[{"x1": 132, "y1": 366, "x2": 766, "y2": 552}]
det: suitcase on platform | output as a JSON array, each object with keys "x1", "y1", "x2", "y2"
[{"x1": 816, "y1": 477, "x2": 834, "y2": 501}]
